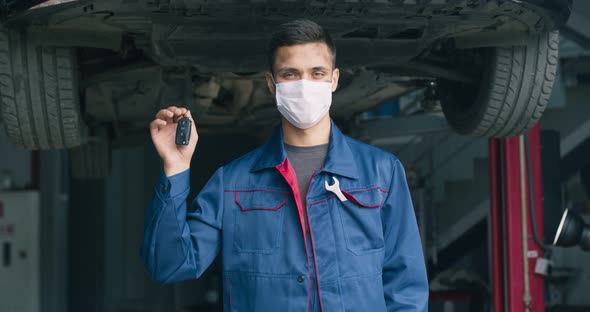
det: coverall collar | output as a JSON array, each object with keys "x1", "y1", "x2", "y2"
[{"x1": 250, "y1": 119, "x2": 359, "y2": 179}]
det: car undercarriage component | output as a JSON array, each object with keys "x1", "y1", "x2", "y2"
[{"x1": 0, "y1": 0, "x2": 573, "y2": 179}]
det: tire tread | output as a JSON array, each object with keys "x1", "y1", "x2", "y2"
[
  {"x1": 442, "y1": 31, "x2": 559, "y2": 137},
  {"x1": 0, "y1": 27, "x2": 83, "y2": 149}
]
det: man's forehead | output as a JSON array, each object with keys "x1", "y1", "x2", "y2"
[
  {"x1": 274, "y1": 42, "x2": 333, "y2": 67},
  {"x1": 277, "y1": 66, "x2": 331, "y2": 72}
]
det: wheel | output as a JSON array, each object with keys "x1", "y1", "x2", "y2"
[
  {"x1": 439, "y1": 31, "x2": 559, "y2": 138},
  {"x1": 0, "y1": 27, "x2": 85, "y2": 149}
]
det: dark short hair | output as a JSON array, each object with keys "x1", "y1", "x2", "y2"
[{"x1": 267, "y1": 19, "x2": 336, "y2": 74}]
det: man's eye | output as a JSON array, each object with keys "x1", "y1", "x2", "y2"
[
  {"x1": 313, "y1": 72, "x2": 326, "y2": 78},
  {"x1": 283, "y1": 73, "x2": 296, "y2": 78}
]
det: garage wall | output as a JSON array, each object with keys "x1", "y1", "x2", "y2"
[
  {"x1": 0, "y1": 126, "x2": 31, "y2": 188},
  {"x1": 40, "y1": 150, "x2": 69, "y2": 312},
  {"x1": 67, "y1": 142, "x2": 174, "y2": 312},
  {"x1": 541, "y1": 84, "x2": 590, "y2": 307},
  {"x1": 0, "y1": 124, "x2": 69, "y2": 312},
  {"x1": 542, "y1": 84, "x2": 590, "y2": 155}
]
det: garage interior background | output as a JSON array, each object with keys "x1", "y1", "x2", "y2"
[{"x1": 1, "y1": 2, "x2": 590, "y2": 312}]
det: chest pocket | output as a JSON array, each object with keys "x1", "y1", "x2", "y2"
[
  {"x1": 232, "y1": 190, "x2": 288, "y2": 254},
  {"x1": 337, "y1": 187, "x2": 387, "y2": 255}
]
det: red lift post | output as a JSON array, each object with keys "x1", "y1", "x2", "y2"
[{"x1": 489, "y1": 123, "x2": 545, "y2": 312}]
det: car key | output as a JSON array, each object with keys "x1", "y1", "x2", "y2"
[{"x1": 175, "y1": 116, "x2": 191, "y2": 145}]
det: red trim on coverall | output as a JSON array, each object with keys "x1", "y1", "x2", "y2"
[
  {"x1": 305, "y1": 170, "x2": 324, "y2": 312},
  {"x1": 276, "y1": 158, "x2": 313, "y2": 312}
]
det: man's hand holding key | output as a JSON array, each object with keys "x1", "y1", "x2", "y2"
[{"x1": 149, "y1": 106, "x2": 198, "y2": 177}]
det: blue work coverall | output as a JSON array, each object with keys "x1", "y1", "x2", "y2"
[{"x1": 141, "y1": 119, "x2": 429, "y2": 311}]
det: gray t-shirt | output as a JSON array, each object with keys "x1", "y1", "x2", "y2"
[{"x1": 284, "y1": 143, "x2": 329, "y2": 233}]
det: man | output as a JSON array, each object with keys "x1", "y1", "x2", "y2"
[{"x1": 142, "y1": 19, "x2": 428, "y2": 311}]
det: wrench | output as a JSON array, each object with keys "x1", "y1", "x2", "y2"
[{"x1": 325, "y1": 176, "x2": 347, "y2": 202}]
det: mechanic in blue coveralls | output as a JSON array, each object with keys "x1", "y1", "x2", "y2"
[{"x1": 142, "y1": 19, "x2": 429, "y2": 311}]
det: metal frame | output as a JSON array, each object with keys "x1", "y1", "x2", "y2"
[{"x1": 489, "y1": 124, "x2": 545, "y2": 312}]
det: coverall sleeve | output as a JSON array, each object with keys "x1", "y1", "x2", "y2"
[
  {"x1": 381, "y1": 159, "x2": 429, "y2": 311},
  {"x1": 141, "y1": 167, "x2": 224, "y2": 284}
]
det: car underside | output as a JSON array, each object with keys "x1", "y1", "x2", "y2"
[{"x1": 0, "y1": 0, "x2": 571, "y2": 177}]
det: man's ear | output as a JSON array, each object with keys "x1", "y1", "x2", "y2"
[
  {"x1": 264, "y1": 72, "x2": 276, "y2": 95},
  {"x1": 331, "y1": 68, "x2": 340, "y2": 92}
]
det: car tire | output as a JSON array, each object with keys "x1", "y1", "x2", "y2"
[
  {"x1": 439, "y1": 31, "x2": 559, "y2": 137},
  {"x1": 0, "y1": 28, "x2": 85, "y2": 149}
]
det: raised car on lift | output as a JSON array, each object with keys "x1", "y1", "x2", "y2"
[{"x1": 0, "y1": 0, "x2": 571, "y2": 178}]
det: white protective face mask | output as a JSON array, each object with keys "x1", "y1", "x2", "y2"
[{"x1": 273, "y1": 76, "x2": 333, "y2": 129}]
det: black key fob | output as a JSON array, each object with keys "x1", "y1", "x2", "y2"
[{"x1": 175, "y1": 117, "x2": 191, "y2": 145}]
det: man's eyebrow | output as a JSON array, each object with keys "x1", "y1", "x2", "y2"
[
  {"x1": 277, "y1": 67, "x2": 301, "y2": 73},
  {"x1": 311, "y1": 66, "x2": 331, "y2": 71}
]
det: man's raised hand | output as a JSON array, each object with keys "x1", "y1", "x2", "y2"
[{"x1": 149, "y1": 106, "x2": 198, "y2": 176}]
